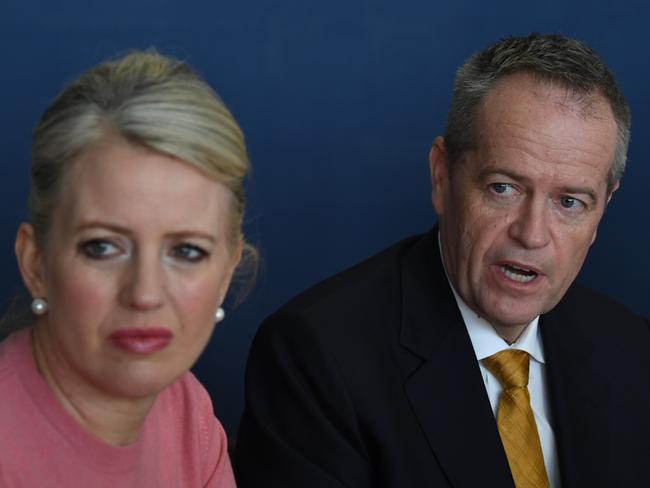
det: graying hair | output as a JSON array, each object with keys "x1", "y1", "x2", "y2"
[{"x1": 444, "y1": 33, "x2": 630, "y2": 189}]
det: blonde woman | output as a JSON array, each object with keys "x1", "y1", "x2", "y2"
[{"x1": 0, "y1": 50, "x2": 252, "y2": 487}]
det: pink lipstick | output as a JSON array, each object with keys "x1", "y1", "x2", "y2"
[{"x1": 109, "y1": 328, "x2": 173, "y2": 354}]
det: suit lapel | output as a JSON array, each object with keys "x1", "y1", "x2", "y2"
[
  {"x1": 541, "y1": 295, "x2": 611, "y2": 488},
  {"x1": 399, "y1": 230, "x2": 514, "y2": 488}
]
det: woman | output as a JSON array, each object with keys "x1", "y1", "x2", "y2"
[{"x1": 0, "y1": 50, "x2": 251, "y2": 486}]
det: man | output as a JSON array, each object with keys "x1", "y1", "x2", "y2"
[{"x1": 234, "y1": 34, "x2": 650, "y2": 487}]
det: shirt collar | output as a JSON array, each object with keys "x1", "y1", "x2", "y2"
[{"x1": 437, "y1": 232, "x2": 545, "y2": 364}]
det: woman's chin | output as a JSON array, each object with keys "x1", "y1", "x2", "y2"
[{"x1": 96, "y1": 365, "x2": 183, "y2": 401}]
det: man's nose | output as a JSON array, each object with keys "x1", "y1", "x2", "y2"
[
  {"x1": 508, "y1": 197, "x2": 551, "y2": 249},
  {"x1": 120, "y1": 251, "x2": 165, "y2": 311}
]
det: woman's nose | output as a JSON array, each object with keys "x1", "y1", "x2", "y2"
[{"x1": 119, "y1": 251, "x2": 165, "y2": 311}]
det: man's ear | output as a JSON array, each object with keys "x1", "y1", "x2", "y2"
[
  {"x1": 606, "y1": 180, "x2": 620, "y2": 205},
  {"x1": 429, "y1": 136, "x2": 450, "y2": 216},
  {"x1": 15, "y1": 223, "x2": 47, "y2": 299},
  {"x1": 591, "y1": 180, "x2": 621, "y2": 245}
]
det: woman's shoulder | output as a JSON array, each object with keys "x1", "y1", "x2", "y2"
[
  {"x1": 0, "y1": 329, "x2": 33, "y2": 393},
  {"x1": 0, "y1": 335, "x2": 11, "y2": 380},
  {"x1": 154, "y1": 371, "x2": 227, "y2": 450},
  {"x1": 147, "y1": 372, "x2": 235, "y2": 486},
  {"x1": 157, "y1": 371, "x2": 215, "y2": 419}
]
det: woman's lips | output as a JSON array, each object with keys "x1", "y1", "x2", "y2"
[{"x1": 109, "y1": 328, "x2": 173, "y2": 354}]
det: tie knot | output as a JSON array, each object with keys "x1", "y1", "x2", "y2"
[{"x1": 483, "y1": 349, "x2": 530, "y2": 389}]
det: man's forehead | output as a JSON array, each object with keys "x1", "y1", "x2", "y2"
[
  {"x1": 482, "y1": 71, "x2": 615, "y2": 121},
  {"x1": 467, "y1": 72, "x2": 618, "y2": 192}
]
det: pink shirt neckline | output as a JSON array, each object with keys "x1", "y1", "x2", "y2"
[{"x1": 7, "y1": 329, "x2": 149, "y2": 474}]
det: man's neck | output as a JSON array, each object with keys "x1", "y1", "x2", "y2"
[{"x1": 436, "y1": 231, "x2": 535, "y2": 346}]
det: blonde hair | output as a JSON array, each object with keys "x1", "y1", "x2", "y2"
[{"x1": 31, "y1": 49, "x2": 251, "y2": 253}]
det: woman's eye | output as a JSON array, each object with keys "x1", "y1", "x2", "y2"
[
  {"x1": 171, "y1": 244, "x2": 208, "y2": 263},
  {"x1": 81, "y1": 239, "x2": 120, "y2": 259}
]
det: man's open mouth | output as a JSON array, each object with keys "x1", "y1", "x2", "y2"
[{"x1": 500, "y1": 264, "x2": 538, "y2": 283}]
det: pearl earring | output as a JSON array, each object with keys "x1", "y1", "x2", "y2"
[
  {"x1": 215, "y1": 307, "x2": 225, "y2": 323},
  {"x1": 31, "y1": 298, "x2": 49, "y2": 315}
]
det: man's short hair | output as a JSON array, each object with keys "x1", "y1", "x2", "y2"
[{"x1": 444, "y1": 33, "x2": 630, "y2": 189}]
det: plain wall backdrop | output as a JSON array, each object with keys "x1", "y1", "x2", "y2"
[{"x1": 1, "y1": 0, "x2": 648, "y2": 437}]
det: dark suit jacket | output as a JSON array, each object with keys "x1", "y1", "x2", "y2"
[{"x1": 234, "y1": 229, "x2": 650, "y2": 487}]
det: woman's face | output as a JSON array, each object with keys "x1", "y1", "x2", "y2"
[{"x1": 19, "y1": 140, "x2": 240, "y2": 400}]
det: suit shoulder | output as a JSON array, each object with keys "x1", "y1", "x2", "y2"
[
  {"x1": 278, "y1": 233, "x2": 424, "y2": 314},
  {"x1": 556, "y1": 282, "x2": 649, "y2": 337},
  {"x1": 257, "y1": 232, "x2": 428, "y2": 343}
]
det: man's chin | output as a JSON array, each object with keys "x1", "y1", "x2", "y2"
[{"x1": 477, "y1": 291, "x2": 549, "y2": 323}]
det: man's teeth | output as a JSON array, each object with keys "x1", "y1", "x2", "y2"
[{"x1": 500, "y1": 265, "x2": 537, "y2": 283}]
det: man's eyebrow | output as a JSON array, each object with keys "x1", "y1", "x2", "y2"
[
  {"x1": 478, "y1": 168, "x2": 599, "y2": 204},
  {"x1": 478, "y1": 167, "x2": 530, "y2": 184},
  {"x1": 556, "y1": 185, "x2": 598, "y2": 204}
]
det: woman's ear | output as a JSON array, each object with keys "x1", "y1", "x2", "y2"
[
  {"x1": 217, "y1": 239, "x2": 244, "y2": 305},
  {"x1": 15, "y1": 223, "x2": 47, "y2": 299}
]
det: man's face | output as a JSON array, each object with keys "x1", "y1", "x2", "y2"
[{"x1": 430, "y1": 72, "x2": 618, "y2": 338}]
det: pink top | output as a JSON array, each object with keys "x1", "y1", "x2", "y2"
[{"x1": 0, "y1": 329, "x2": 236, "y2": 487}]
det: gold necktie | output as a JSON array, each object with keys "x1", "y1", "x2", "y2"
[{"x1": 483, "y1": 350, "x2": 550, "y2": 488}]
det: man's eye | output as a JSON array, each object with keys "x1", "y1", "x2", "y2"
[
  {"x1": 559, "y1": 196, "x2": 585, "y2": 211},
  {"x1": 489, "y1": 183, "x2": 515, "y2": 196},
  {"x1": 172, "y1": 244, "x2": 208, "y2": 263},
  {"x1": 81, "y1": 240, "x2": 120, "y2": 259}
]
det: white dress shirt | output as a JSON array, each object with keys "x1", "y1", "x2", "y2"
[{"x1": 438, "y1": 236, "x2": 560, "y2": 486}]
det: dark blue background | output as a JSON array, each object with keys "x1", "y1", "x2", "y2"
[{"x1": 2, "y1": 0, "x2": 648, "y2": 437}]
